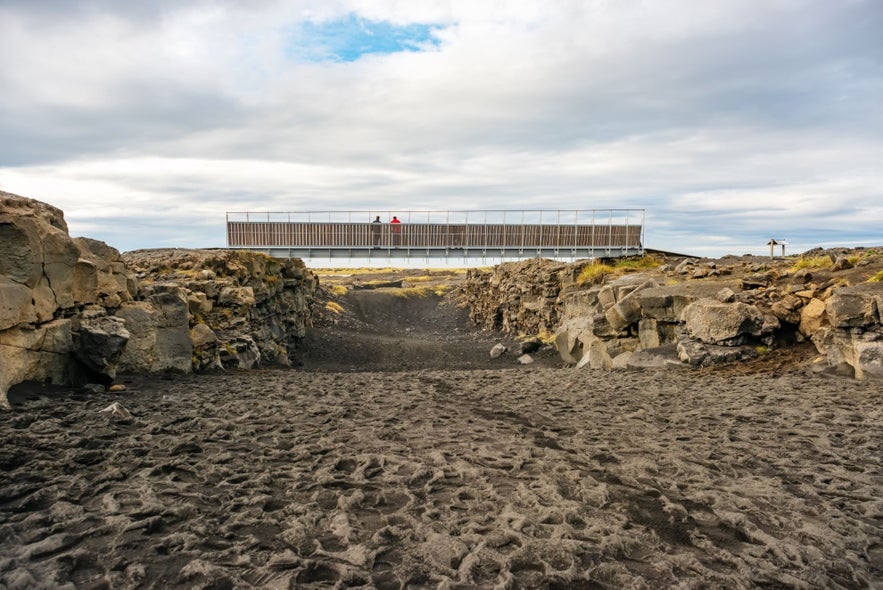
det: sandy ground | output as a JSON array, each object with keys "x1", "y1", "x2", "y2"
[
  {"x1": 2, "y1": 288, "x2": 882, "y2": 588},
  {"x1": 1, "y1": 365, "x2": 881, "y2": 589}
]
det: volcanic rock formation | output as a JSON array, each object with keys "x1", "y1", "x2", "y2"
[{"x1": 0, "y1": 192, "x2": 317, "y2": 407}]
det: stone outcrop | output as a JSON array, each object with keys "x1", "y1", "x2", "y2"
[
  {"x1": 464, "y1": 258, "x2": 577, "y2": 335},
  {"x1": 1, "y1": 193, "x2": 137, "y2": 407},
  {"x1": 1, "y1": 192, "x2": 318, "y2": 408},
  {"x1": 809, "y1": 284, "x2": 883, "y2": 379},
  {"x1": 462, "y1": 252, "x2": 883, "y2": 378},
  {"x1": 122, "y1": 248, "x2": 317, "y2": 372}
]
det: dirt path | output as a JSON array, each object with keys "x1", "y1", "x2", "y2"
[{"x1": 300, "y1": 288, "x2": 561, "y2": 372}]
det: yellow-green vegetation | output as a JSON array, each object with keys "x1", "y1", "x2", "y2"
[
  {"x1": 391, "y1": 285, "x2": 453, "y2": 298},
  {"x1": 867, "y1": 270, "x2": 883, "y2": 283},
  {"x1": 314, "y1": 267, "x2": 401, "y2": 276},
  {"x1": 616, "y1": 255, "x2": 662, "y2": 271},
  {"x1": 754, "y1": 345, "x2": 770, "y2": 355},
  {"x1": 533, "y1": 330, "x2": 557, "y2": 345},
  {"x1": 576, "y1": 255, "x2": 662, "y2": 285},
  {"x1": 362, "y1": 279, "x2": 402, "y2": 287},
  {"x1": 790, "y1": 255, "x2": 832, "y2": 272},
  {"x1": 327, "y1": 284, "x2": 348, "y2": 297},
  {"x1": 403, "y1": 275, "x2": 433, "y2": 283},
  {"x1": 324, "y1": 301, "x2": 345, "y2": 314},
  {"x1": 577, "y1": 262, "x2": 616, "y2": 285}
]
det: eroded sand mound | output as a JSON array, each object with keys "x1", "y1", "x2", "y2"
[{"x1": 1, "y1": 368, "x2": 880, "y2": 588}]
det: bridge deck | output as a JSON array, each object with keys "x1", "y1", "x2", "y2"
[{"x1": 226, "y1": 210, "x2": 644, "y2": 260}]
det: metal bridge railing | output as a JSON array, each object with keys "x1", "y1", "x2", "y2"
[{"x1": 225, "y1": 209, "x2": 645, "y2": 259}]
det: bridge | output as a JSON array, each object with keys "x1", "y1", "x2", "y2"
[{"x1": 226, "y1": 209, "x2": 644, "y2": 261}]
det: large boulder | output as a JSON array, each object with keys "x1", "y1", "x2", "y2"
[
  {"x1": 854, "y1": 340, "x2": 883, "y2": 380},
  {"x1": 0, "y1": 197, "x2": 79, "y2": 324},
  {"x1": 554, "y1": 316, "x2": 592, "y2": 364},
  {"x1": 682, "y1": 299, "x2": 765, "y2": 345},
  {"x1": 71, "y1": 309, "x2": 130, "y2": 385},
  {"x1": 818, "y1": 329, "x2": 883, "y2": 380},
  {"x1": 575, "y1": 336, "x2": 614, "y2": 369},
  {"x1": 220, "y1": 335, "x2": 261, "y2": 370},
  {"x1": 637, "y1": 282, "x2": 734, "y2": 323},
  {"x1": 799, "y1": 298, "x2": 829, "y2": 340},
  {"x1": 115, "y1": 288, "x2": 192, "y2": 374},
  {"x1": 75, "y1": 237, "x2": 137, "y2": 308},
  {"x1": 825, "y1": 284, "x2": 881, "y2": 328},
  {"x1": 191, "y1": 323, "x2": 223, "y2": 371},
  {"x1": 637, "y1": 318, "x2": 679, "y2": 349},
  {"x1": 604, "y1": 278, "x2": 658, "y2": 331},
  {"x1": 770, "y1": 294, "x2": 803, "y2": 325}
]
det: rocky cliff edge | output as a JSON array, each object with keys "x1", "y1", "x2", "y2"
[
  {"x1": 461, "y1": 252, "x2": 883, "y2": 379},
  {"x1": 0, "y1": 192, "x2": 317, "y2": 408}
]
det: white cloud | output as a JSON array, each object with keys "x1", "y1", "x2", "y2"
[{"x1": 1, "y1": 0, "x2": 881, "y2": 258}]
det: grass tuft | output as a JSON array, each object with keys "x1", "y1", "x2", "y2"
[
  {"x1": 576, "y1": 255, "x2": 661, "y2": 285},
  {"x1": 616, "y1": 255, "x2": 663, "y2": 271},
  {"x1": 867, "y1": 270, "x2": 883, "y2": 283},
  {"x1": 391, "y1": 285, "x2": 452, "y2": 298},
  {"x1": 325, "y1": 301, "x2": 344, "y2": 314},
  {"x1": 577, "y1": 263, "x2": 615, "y2": 285},
  {"x1": 790, "y1": 256, "x2": 831, "y2": 272}
]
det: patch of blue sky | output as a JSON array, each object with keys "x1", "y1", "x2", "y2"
[{"x1": 291, "y1": 14, "x2": 443, "y2": 62}]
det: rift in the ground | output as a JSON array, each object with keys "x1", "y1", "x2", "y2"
[
  {"x1": 1, "y1": 284, "x2": 881, "y2": 589},
  {"x1": 299, "y1": 288, "x2": 560, "y2": 372}
]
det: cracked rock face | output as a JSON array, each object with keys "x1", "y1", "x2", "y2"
[
  {"x1": 0, "y1": 192, "x2": 137, "y2": 407},
  {"x1": 122, "y1": 248, "x2": 318, "y2": 373},
  {"x1": 1, "y1": 192, "x2": 321, "y2": 408},
  {"x1": 463, "y1": 254, "x2": 883, "y2": 377}
]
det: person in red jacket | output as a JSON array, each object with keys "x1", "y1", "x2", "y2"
[{"x1": 390, "y1": 216, "x2": 402, "y2": 246}]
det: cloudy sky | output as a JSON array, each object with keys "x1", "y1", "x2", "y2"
[{"x1": 1, "y1": 0, "x2": 881, "y2": 259}]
